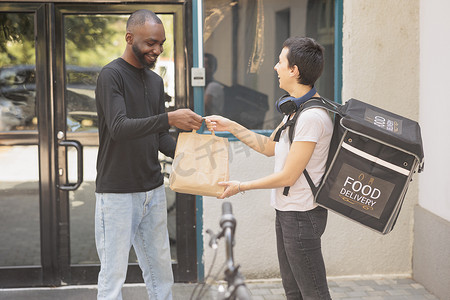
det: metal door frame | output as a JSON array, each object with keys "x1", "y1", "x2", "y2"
[
  {"x1": 0, "y1": 1, "x2": 198, "y2": 288},
  {"x1": 0, "y1": 3, "x2": 58, "y2": 287}
]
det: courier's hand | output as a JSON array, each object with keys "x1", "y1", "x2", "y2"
[
  {"x1": 168, "y1": 109, "x2": 203, "y2": 131},
  {"x1": 204, "y1": 115, "x2": 234, "y2": 132},
  {"x1": 217, "y1": 180, "x2": 241, "y2": 199}
]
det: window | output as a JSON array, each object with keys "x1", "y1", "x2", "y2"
[
  {"x1": 0, "y1": 13, "x2": 36, "y2": 132},
  {"x1": 203, "y1": 0, "x2": 336, "y2": 130}
]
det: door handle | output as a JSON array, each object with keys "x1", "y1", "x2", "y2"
[{"x1": 57, "y1": 140, "x2": 83, "y2": 191}]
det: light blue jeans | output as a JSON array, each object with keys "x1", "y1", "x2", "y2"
[{"x1": 95, "y1": 185, "x2": 173, "y2": 300}]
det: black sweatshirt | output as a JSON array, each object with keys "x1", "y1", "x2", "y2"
[{"x1": 95, "y1": 58, "x2": 176, "y2": 193}]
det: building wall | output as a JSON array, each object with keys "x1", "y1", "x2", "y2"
[
  {"x1": 203, "y1": 0, "x2": 424, "y2": 279},
  {"x1": 203, "y1": 146, "x2": 279, "y2": 279},
  {"x1": 415, "y1": 0, "x2": 450, "y2": 298},
  {"x1": 418, "y1": 0, "x2": 450, "y2": 224},
  {"x1": 337, "y1": 0, "x2": 420, "y2": 277}
]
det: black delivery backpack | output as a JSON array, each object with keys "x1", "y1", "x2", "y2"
[{"x1": 287, "y1": 97, "x2": 424, "y2": 234}]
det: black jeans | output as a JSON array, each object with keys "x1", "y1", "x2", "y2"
[{"x1": 275, "y1": 206, "x2": 331, "y2": 300}]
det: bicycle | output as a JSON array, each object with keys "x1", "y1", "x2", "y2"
[{"x1": 190, "y1": 201, "x2": 252, "y2": 300}]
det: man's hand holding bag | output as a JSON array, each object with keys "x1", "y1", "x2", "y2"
[{"x1": 169, "y1": 130, "x2": 229, "y2": 197}]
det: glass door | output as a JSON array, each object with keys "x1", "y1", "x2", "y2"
[
  {"x1": 54, "y1": 3, "x2": 197, "y2": 285},
  {"x1": 0, "y1": 2, "x2": 197, "y2": 288},
  {"x1": 0, "y1": 3, "x2": 58, "y2": 287}
]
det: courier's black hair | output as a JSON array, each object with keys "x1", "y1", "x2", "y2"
[{"x1": 283, "y1": 37, "x2": 324, "y2": 86}]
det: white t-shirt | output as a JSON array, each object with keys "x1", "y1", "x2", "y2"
[
  {"x1": 271, "y1": 108, "x2": 333, "y2": 211},
  {"x1": 204, "y1": 81, "x2": 225, "y2": 115}
]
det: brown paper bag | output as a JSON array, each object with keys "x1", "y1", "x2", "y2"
[{"x1": 169, "y1": 130, "x2": 229, "y2": 197}]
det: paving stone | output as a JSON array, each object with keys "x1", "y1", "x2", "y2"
[
  {"x1": 408, "y1": 296, "x2": 436, "y2": 300},
  {"x1": 411, "y1": 287, "x2": 434, "y2": 295},
  {"x1": 347, "y1": 290, "x2": 369, "y2": 297},
  {"x1": 263, "y1": 295, "x2": 286, "y2": 300},
  {"x1": 330, "y1": 286, "x2": 354, "y2": 293},
  {"x1": 361, "y1": 297, "x2": 384, "y2": 300},
  {"x1": 351, "y1": 285, "x2": 375, "y2": 292},
  {"x1": 327, "y1": 280, "x2": 339, "y2": 287},
  {"x1": 250, "y1": 288, "x2": 272, "y2": 296},
  {"x1": 396, "y1": 278, "x2": 415, "y2": 284},
  {"x1": 367, "y1": 290, "x2": 389, "y2": 297},
  {"x1": 371, "y1": 284, "x2": 391, "y2": 291},
  {"x1": 269, "y1": 288, "x2": 285, "y2": 295},
  {"x1": 337, "y1": 280, "x2": 359, "y2": 287},
  {"x1": 0, "y1": 277, "x2": 440, "y2": 300},
  {"x1": 374, "y1": 279, "x2": 397, "y2": 285},
  {"x1": 411, "y1": 283, "x2": 426, "y2": 289},
  {"x1": 354, "y1": 280, "x2": 378, "y2": 286},
  {"x1": 386, "y1": 288, "x2": 411, "y2": 296},
  {"x1": 330, "y1": 291, "x2": 349, "y2": 298},
  {"x1": 389, "y1": 283, "x2": 414, "y2": 290}
]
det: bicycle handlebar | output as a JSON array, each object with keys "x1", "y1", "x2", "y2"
[
  {"x1": 221, "y1": 202, "x2": 237, "y2": 271},
  {"x1": 222, "y1": 201, "x2": 232, "y2": 215},
  {"x1": 220, "y1": 201, "x2": 236, "y2": 233},
  {"x1": 204, "y1": 201, "x2": 251, "y2": 300}
]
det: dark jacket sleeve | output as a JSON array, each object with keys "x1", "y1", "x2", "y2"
[
  {"x1": 157, "y1": 81, "x2": 176, "y2": 158},
  {"x1": 159, "y1": 132, "x2": 176, "y2": 158},
  {"x1": 96, "y1": 67, "x2": 170, "y2": 141}
]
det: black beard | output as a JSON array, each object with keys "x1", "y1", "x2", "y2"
[{"x1": 132, "y1": 43, "x2": 156, "y2": 69}]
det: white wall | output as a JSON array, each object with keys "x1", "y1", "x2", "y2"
[
  {"x1": 333, "y1": 0, "x2": 421, "y2": 276},
  {"x1": 203, "y1": 143, "x2": 280, "y2": 278},
  {"x1": 414, "y1": 1, "x2": 450, "y2": 298},
  {"x1": 203, "y1": 0, "x2": 423, "y2": 279},
  {"x1": 419, "y1": 0, "x2": 450, "y2": 222}
]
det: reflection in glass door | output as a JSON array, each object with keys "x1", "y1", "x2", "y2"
[
  {"x1": 0, "y1": 13, "x2": 37, "y2": 132},
  {"x1": 0, "y1": 3, "x2": 196, "y2": 287},
  {"x1": 0, "y1": 10, "x2": 41, "y2": 275},
  {"x1": 0, "y1": 146, "x2": 40, "y2": 266},
  {"x1": 0, "y1": 3, "x2": 59, "y2": 287},
  {"x1": 54, "y1": 4, "x2": 197, "y2": 284}
]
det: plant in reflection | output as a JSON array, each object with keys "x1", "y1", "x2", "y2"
[
  {"x1": 65, "y1": 14, "x2": 174, "y2": 68},
  {"x1": 0, "y1": 13, "x2": 35, "y2": 66},
  {"x1": 0, "y1": 13, "x2": 176, "y2": 132}
]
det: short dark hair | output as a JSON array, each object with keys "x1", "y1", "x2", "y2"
[
  {"x1": 283, "y1": 37, "x2": 324, "y2": 86},
  {"x1": 204, "y1": 53, "x2": 218, "y2": 73},
  {"x1": 127, "y1": 9, "x2": 162, "y2": 30}
]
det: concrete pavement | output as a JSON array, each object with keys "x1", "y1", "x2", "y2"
[{"x1": 0, "y1": 276, "x2": 440, "y2": 300}]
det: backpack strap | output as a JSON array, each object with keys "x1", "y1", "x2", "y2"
[
  {"x1": 281, "y1": 168, "x2": 319, "y2": 196},
  {"x1": 273, "y1": 114, "x2": 298, "y2": 142},
  {"x1": 279, "y1": 97, "x2": 341, "y2": 196},
  {"x1": 273, "y1": 98, "x2": 330, "y2": 142},
  {"x1": 287, "y1": 97, "x2": 341, "y2": 143}
]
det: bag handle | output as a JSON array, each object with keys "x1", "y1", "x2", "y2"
[
  {"x1": 192, "y1": 129, "x2": 216, "y2": 136},
  {"x1": 191, "y1": 118, "x2": 216, "y2": 136}
]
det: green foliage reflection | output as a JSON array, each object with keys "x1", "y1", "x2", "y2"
[
  {"x1": 0, "y1": 13, "x2": 174, "y2": 68},
  {"x1": 65, "y1": 14, "x2": 174, "y2": 68},
  {"x1": 0, "y1": 13, "x2": 35, "y2": 66}
]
